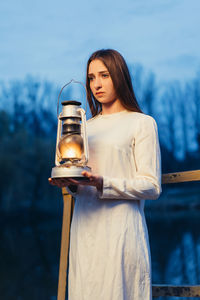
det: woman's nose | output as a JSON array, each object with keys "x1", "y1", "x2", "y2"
[{"x1": 94, "y1": 77, "x2": 102, "y2": 89}]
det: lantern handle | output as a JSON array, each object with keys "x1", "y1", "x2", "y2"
[{"x1": 57, "y1": 79, "x2": 87, "y2": 118}]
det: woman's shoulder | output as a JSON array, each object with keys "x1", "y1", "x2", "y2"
[
  {"x1": 86, "y1": 111, "x2": 157, "y2": 127},
  {"x1": 126, "y1": 112, "x2": 158, "y2": 137},
  {"x1": 86, "y1": 114, "x2": 100, "y2": 125},
  {"x1": 126, "y1": 111, "x2": 157, "y2": 124}
]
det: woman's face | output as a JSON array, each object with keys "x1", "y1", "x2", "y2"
[{"x1": 88, "y1": 59, "x2": 118, "y2": 105}]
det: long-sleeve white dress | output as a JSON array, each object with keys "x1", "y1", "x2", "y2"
[{"x1": 68, "y1": 110, "x2": 162, "y2": 300}]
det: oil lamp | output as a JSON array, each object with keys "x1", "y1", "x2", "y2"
[{"x1": 51, "y1": 80, "x2": 91, "y2": 180}]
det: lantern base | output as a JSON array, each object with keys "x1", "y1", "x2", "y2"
[{"x1": 51, "y1": 165, "x2": 91, "y2": 180}]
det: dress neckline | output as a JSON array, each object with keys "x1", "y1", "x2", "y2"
[{"x1": 98, "y1": 110, "x2": 129, "y2": 119}]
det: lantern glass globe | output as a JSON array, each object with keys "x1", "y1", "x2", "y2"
[{"x1": 58, "y1": 134, "x2": 84, "y2": 162}]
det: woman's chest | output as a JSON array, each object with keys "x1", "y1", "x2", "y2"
[{"x1": 87, "y1": 119, "x2": 136, "y2": 153}]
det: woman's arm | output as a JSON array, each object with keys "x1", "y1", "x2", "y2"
[{"x1": 97, "y1": 117, "x2": 162, "y2": 200}]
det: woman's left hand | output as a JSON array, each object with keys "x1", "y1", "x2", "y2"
[{"x1": 81, "y1": 171, "x2": 103, "y2": 193}]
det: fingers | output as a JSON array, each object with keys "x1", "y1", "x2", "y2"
[
  {"x1": 68, "y1": 178, "x2": 80, "y2": 185},
  {"x1": 48, "y1": 177, "x2": 72, "y2": 188},
  {"x1": 48, "y1": 173, "x2": 99, "y2": 188},
  {"x1": 82, "y1": 171, "x2": 94, "y2": 180},
  {"x1": 81, "y1": 171, "x2": 100, "y2": 187},
  {"x1": 48, "y1": 178, "x2": 56, "y2": 185},
  {"x1": 81, "y1": 171, "x2": 90, "y2": 177}
]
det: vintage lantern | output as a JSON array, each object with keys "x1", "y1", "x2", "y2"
[{"x1": 51, "y1": 80, "x2": 91, "y2": 180}]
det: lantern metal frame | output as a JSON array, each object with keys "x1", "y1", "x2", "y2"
[{"x1": 51, "y1": 80, "x2": 91, "y2": 180}]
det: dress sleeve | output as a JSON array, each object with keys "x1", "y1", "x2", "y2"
[{"x1": 99, "y1": 116, "x2": 162, "y2": 200}]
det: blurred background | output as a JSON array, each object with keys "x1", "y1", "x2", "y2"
[{"x1": 0, "y1": 0, "x2": 200, "y2": 299}]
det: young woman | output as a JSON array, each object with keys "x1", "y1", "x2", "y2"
[{"x1": 49, "y1": 49, "x2": 162, "y2": 300}]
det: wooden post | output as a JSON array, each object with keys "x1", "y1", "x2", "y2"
[{"x1": 57, "y1": 189, "x2": 74, "y2": 300}]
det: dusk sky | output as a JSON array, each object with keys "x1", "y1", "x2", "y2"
[{"x1": 0, "y1": 0, "x2": 199, "y2": 85}]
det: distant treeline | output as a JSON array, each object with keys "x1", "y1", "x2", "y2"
[{"x1": 0, "y1": 70, "x2": 200, "y2": 213}]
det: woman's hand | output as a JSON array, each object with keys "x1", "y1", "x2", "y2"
[
  {"x1": 81, "y1": 171, "x2": 103, "y2": 193},
  {"x1": 48, "y1": 177, "x2": 79, "y2": 188},
  {"x1": 48, "y1": 171, "x2": 103, "y2": 193}
]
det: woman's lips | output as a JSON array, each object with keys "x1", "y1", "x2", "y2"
[{"x1": 96, "y1": 92, "x2": 104, "y2": 96}]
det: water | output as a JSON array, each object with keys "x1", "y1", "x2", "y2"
[
  {"x1": 0, "y1": 213, "x2": 61, "y2": 300},
  {"x1": 147, "y1": 211, "x2": 200, "y2": 286},
  {"x1": 0, "y1": 210, "x2": 200, "y2": 300}
]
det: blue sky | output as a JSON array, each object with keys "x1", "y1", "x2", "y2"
[{"x1": 0, "y1": 0, "x2": 200, "y2": 85}]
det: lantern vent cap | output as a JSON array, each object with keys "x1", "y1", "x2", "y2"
[{"x1": 61, "y1": 100, "x2": 81, "y2": 106}]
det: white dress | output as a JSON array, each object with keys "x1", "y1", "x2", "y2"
[{"x1": 68, "y1": 110, "x2": 162, "y2": 300}]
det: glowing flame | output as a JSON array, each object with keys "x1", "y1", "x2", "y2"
[
  {"x1": 65, "y1": 147, "x2": 77, "y2": 158},
  {"x1": 59, "y1": 142, "x2": 83, "y2": 160}
]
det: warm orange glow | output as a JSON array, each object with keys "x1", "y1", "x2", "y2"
[
  {"x1": 58, "y1": 133, "x2": 84, "y2": 161},
  {"x1": 64, "y1": 147, "x2": 78, "y2": 158},
  {"x1": 59, "y1": 141, "x2": 83, "y2": 160}
]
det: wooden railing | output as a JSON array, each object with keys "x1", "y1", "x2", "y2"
[
  {"x1": 57, "y1": 170, "x2": 200, "y2": 299},
  {"x1": 152, "y1": 284, "x2": 200, "y2": 298},
  {"x1": 153, "y1": 169, "x2": 200, "y2": 298}
]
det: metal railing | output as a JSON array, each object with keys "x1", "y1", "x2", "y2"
[{"x1": 57, "y1": 170, "x2": 200, "y2": 299}]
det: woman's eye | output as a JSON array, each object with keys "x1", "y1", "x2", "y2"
[
  {"x1": 89, "y1": 77, "x2": 94, "y2": 81},
  {"x1": 102, "y1": 74, "x2": 109, "y2": 78}
]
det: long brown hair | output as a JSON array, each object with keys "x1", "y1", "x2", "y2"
[{"x1": 86, "y1": 49, "x2": 142, "y2": 116}]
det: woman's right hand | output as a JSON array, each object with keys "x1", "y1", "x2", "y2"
[{"x1": 48, "y1": 177, "x2": 79, "y2": 188}]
